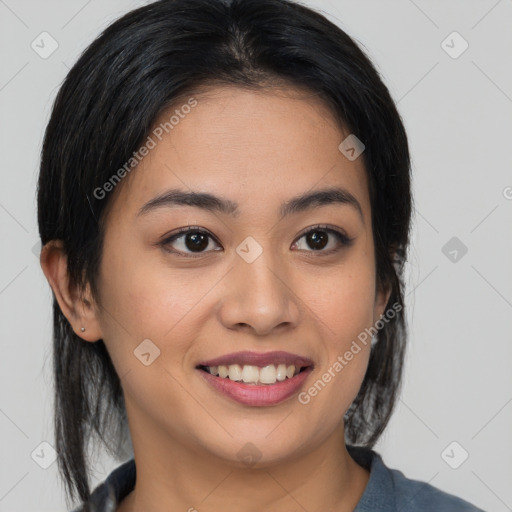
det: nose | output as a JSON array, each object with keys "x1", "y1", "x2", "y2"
[{"x1": 217, "y1": 248, "x2": 300, "y2": 336}]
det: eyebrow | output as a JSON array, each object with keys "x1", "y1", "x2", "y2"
[{"x1": 137, "y1": 186, "x2": 364, "y2": 222}]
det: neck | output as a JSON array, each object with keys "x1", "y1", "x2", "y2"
[{"x1": 118, "y1": 418, "x2": 369, "y2": 512}]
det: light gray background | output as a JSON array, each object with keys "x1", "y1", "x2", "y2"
[{"x1": 1, "y1": 0, "x2": 511, "y2": 510}]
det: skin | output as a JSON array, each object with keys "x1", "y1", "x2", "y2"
[{"x1": 41, "y1": 85, "x2": 391, "y2": 512}]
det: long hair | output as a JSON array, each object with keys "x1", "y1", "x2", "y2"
[{"x1": 36, "y1": 0, "x2": 412, "y2": 507}]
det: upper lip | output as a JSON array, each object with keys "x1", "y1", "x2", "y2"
[{"x1": 196, "y1": 350, "x2": 314, "y2": 368}]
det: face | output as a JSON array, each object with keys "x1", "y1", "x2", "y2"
[{"x1": 85, "y1": 85, "x2": 389, "y2": 467}]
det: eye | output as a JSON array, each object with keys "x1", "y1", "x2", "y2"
[
  {"x1": 292, "y1": 224, "x2": 354, "y2": 254},
  {"x1": 160, "y1": 226, "x2": 221, "y2": 257},
  {"x1": 160, "y1": 224, "x2": 353, "y2": 258}
]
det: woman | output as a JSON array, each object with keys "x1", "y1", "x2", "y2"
[{"x1": 37, "y1": 0, "x2": 483, "y2": 510}]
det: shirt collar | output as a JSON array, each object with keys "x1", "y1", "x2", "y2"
[{"x1": 348, "y1": 444, "x2": 396, "y2": 511}]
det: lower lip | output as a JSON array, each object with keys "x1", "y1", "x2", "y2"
[{"x1": 198, "y1": 367, "x2": 313, "y2": 407}]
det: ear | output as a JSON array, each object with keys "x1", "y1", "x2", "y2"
[
  {"x1": 40, "y1": 239, "x2": 103, "y2": 342},
  {"x1": 373, "y1": 247, "x2": 400, "y2": 322},
  {"x1": 373, "y1": 280, "x2": 392, "y2": 324}
]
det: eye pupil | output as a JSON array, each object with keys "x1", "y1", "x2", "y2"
[
  {"x1": 186, "y1": 232, "x2": 209, "y2": 251},
  {"x1": 307, "y1": 231, "x2": 328, "y2": 250}
]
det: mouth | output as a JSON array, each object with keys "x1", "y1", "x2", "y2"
[
  {"x1": 196, "y1": 363, "x2": 309, "y2": 385},
  {"x1": 195, "y1": 351, "x2": 314, "y2": 406}
]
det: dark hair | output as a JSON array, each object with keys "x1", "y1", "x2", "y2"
[{"x1": 37, "y1": 0, "x2": 412, "y2": 507}]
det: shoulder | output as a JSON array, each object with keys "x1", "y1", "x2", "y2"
[
  {"x1": 389, "y1": 464, "x2": 484, "y2": 511},
  {"x1": 347, "y1": 445, "x2": 485, "y2": 512},
  {"x1": 69, "y1": 458, "x2": 136, "y2": 512}
]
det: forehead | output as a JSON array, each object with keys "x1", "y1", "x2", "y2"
[{"x1": 105, "y1": 85, "x2": 370, "y2": 225}]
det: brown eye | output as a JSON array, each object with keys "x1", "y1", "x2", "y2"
[
  {"x1": 161, "y1": 227, "x2": 221, "y2": 257},
  {"x1": 160, "y1": 224, "x2": 353, "y2": 258},
  {"x1": 292, "y1": 225, "x2": 353, "y2": 254},
  {"x1": 305, "y1": 230, "x2": 329, "y2": 250}
]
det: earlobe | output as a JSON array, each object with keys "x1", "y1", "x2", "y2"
[
  {"x1": 39, "y1": 240, "x2": 103, "y2": 342},
  {"x1": 373, "y1": 248, "x2": 399, "y2": 322},
  {"x1": 374, "y1": 280, "x2": 392, "y2": 324}
]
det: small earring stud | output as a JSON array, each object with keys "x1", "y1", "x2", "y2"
[{"x1": 81, "y1": 327, "x2": 85, "y2": 332}]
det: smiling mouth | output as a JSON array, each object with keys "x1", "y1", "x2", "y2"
[{"x1": 196, "y1": 363, "x2": 310, "y2": 386}]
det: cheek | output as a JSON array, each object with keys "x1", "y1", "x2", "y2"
[
  {"x1": 95, "y1": 254, "x2": 208, "y2": 430},
  {"x1": 295, "y1": 253, "x2": 376, "y2": 412},
  {"x1": 96, "y1": 242, "x2": 224, "y2": 364},
  {"x1": 303, "y1": 256, "x2": 377, "y2": 345}
]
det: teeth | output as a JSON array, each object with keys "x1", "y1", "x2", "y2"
[
  {"x1": 206, "y1": 364, "x2": 300, "y2": 385},
  {"x1": 228, "y1": 364, "x2": 242, "y2": 381},
  {"x1": 276, "y1": 364, "x2": 287, "y2": 381},
  {"x1": 259, "y1": 365, "x2": 277, "y2": 384},
  {"x1": 241, "y1": 365, "x2": 259, "y2": 384}
]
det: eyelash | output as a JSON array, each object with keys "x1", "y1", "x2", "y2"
[{"x1": 159, "y1": 224, "x2": 354, "y2": 259}]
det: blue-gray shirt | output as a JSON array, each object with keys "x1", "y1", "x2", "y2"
[{"x1": 71, "y1": 445, "x2": 485, "y2": 511}]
